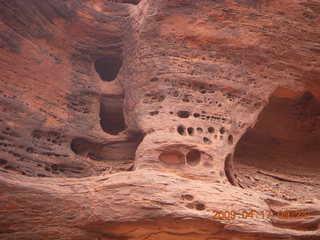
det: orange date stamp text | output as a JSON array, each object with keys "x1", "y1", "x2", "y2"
[{"x1": 212, "y1": 209, "x2": 308, "y2": 220}]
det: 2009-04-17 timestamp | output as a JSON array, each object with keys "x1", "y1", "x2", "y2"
[{"x1": 212, "y1": 210, "x2": 308, "y2": 220}]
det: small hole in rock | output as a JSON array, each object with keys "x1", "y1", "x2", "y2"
[
  {"x1": 51, "y1": 164, "x2": 59, "y2": 171},
  {"x1": 186, "y1": 203, "x2": 194, "y2": 209},
  {"x1": 208, "y1": 127, "x2": 215, "y2": 133},
  {"x1": 187, "y1": 127, "x2": 194, "y2": 136},
  {"x1": 220, "y1": 127, "x2": 226, "y2": 134},
  {"x1": 177, "y1": 111, "x2": 190, "y2": 118},
  {"x1": 197, "y1": 127, "x2": 203, "y2": 134},
  {"x1": 150, "y1": 77, "x2": 159, "y2": 82},
  {"x1": 182, "y1": 194, "x2": 194, "y2": 201},
  {"x1": 0, "y1": 159, "x2": 8, "y2": 165},
  {"x1": 4, "y1": 165, "x2": 15, "y2": 170},
  {"x1": 228, "y1": 135, "x2": 234, "y2": 145},
  {"x1": 186, "y1": 149, "x2": 201, "y2": 166},
  {"x1": 87, "y1": 152, "x2": 97, "y2": 160},
  {"x1": 193, "y1": 113, "x2": 200, "y2": 118},
  {"x1": 177, "y1": 125, "x2": 185, "y2": 135},
  {"x1": 195, "y1": 203, "x2": 205, "y2": 211},
  {"x1": 203, "y1": 137, "x2": 212, "y2": 144}
]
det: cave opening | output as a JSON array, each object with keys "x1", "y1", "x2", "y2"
[
  {"x1": 94, "y1": 56, "x2": 122, "y2": 82},
  {"x1": 233, "y1": 90, "x2": 320, "y2": 201},
  {"x1": 100, "y1": 96, "x2": 126, "y2": 135}
]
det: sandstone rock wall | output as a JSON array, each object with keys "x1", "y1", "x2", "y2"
[{"x1": 0, "y1": 0, "x2": 319, "y2": 239}]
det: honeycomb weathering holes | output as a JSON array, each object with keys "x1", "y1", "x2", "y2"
[
  {"x1": 94, "y1": 56, "x2": 122, "y2": 82},
  {"x1": 186, "y1": 149, "x2": 201, "y2": 166}
]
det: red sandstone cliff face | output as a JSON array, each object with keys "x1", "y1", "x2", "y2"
[{"x1": 0, "y1": 0, "x2": 319, "y2": 239}]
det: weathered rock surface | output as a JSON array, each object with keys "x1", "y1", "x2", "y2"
[{"x1": 0, "y1": 0, "x2": 319, "y2": 239}]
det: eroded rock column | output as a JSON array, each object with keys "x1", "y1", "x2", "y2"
[{"x1": 118, "y1": 0, "x2": 282, "y2": 184}]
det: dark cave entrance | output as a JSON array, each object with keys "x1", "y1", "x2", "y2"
[
  {"x1": 233, "y1": 89, "x2": 320, "y2": 200},
  {"x1": 99, "y1": 96, "x2": 126, "y2": 135},
  {"x1": 94, "y1": 56, "x2": 122, "y2": 82}
]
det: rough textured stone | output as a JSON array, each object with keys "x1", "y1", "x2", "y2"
[{"x1": 0, "y1": 0, "x2": 319, "y2": 239}]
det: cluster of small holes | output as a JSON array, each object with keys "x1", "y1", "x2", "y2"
[
  {"x1": 32, "y1": 130, "x2": 66, "y2": 146},
  {"x1": 181, "y1": 193, "x2": 206, "y2": 211},
  {"x1": 163, "y1": 78, "x2": 262, "y2": 109},
  {"x1": 181, "y1": 194, "x2": 205, "y2": 210},
  {"x1": 143, "y1": 92, "x2": 165, "y2": 104},
  {"x1": 147, "y1": 74, "x2": 263, "y2": 116},
  {"x1": 0, "y1": 126, "x2": 74, "y2": 177},
  {"x1": 236, "y1": 121, "x2": 247, "y2": 129},
  {"x1": 145, "y1": 74, "x2": 263, "y2": 140},
  {"x1": 171, "y1": 110, "x2": 230, "y2": 124},
  {"x1": 129, "y1": 34, "x2": 303, "y2": 86},
  {"x1": 176, "y1": 125, "x2": 231, "y2": 145},
  {"x1": 66, "y1": 94, "x2": 91, "y2": 114}
]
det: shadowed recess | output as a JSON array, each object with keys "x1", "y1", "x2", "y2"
[
  {"x1": 100, "y1": 96, "x2": 126, "y2": 135},
  {"x1": 94, "y1": 56, "x2": 122, "y2": 82},
  {"x1": 186, "y1": 149, "x2": 201, "y2": 166},
  {"x1": 71, "y1": 133, "x2": 144, "y2": 162},
  {"x1": 234, "y1": 91, "x2": 320, "y2": 175},
  {"x1": 159, "y1": 151, "x2": 185, "y2": 165},
  {"x1": 109, "y1": 0, "x2": 141, "y2": 5}
]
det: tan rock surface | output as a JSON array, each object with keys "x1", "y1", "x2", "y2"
[{"x1": 0, "y1": 0, "x2": 319, "y2": 239}]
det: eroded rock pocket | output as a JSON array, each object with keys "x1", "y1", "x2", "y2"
[
  {"x1": 94, "y1": 56, "x2": 122, "y2": 82},
  {"x1": 100, "y1": 96, "x2": 126, "y2": 135},
  {"x1": 71, "y1": 133, "x2": 143, "y2": 173}
]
